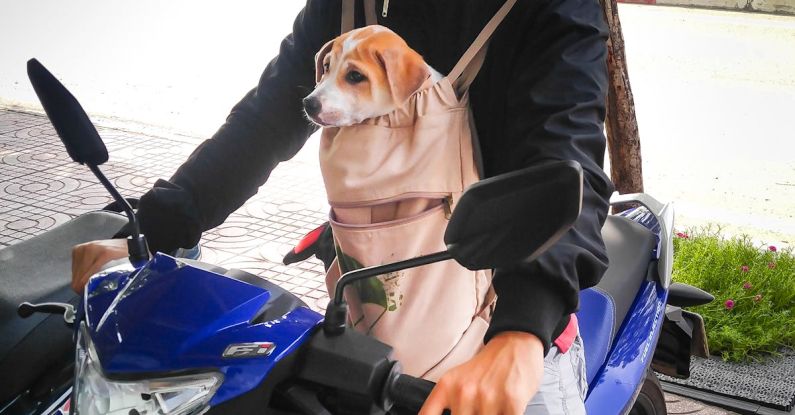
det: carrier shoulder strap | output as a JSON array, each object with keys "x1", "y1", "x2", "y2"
[
  {"x1": 341, "y1": 0, "x2": 378, "y2": 34},
  {"x1": 341, "y1": 0, "x2": 517, "y2": 94},
  {"x1": 448, "y1": 0, "x2": 517, "y2": 94}
]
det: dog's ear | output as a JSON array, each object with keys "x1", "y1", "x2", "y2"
[
  {"x1": 377, "y1": 48, "x2": 430, "y2": 105},
  {"x1": 315, "y1": 39, "x2": 335, "y2": 84}
]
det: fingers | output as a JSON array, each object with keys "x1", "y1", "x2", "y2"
[
  {"x1": 71, "y1": 244, "x2": 82, "y2": 293},
  {"x1": 72, "y1": 243, "x2": 91, "y2": 293},
  {"x1": 476, "y1": 382, "x2": 501, "y2": 415},
  {"x1": 71, "y1": 239, "x2": 129, "y2": 293},
  {"x1": 419, "y1": 376, "x2": 521, "y2": 415},
  {"x1": 80, "y1": 254, "x2": 112, "y2": 289},
  {"x1": 418, "y1": 380, "x2": 450, "y2": 415},
  {"x1": 450, "y1": 381, "x2": 477, "y2": 415},
  {"x1": 418, "y1": 332, "x2": 546, "y2": 415}
]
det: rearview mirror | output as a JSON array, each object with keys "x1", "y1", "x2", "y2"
[
  {"x1": 444, "y1": 160, "x2": 583, "y2": 270},
  {"x1": 26, "y1": 58, "x2": 149, "y2": 263},
  {"x1": 27, "y1": 58, "x2": 108, "y2": 166}
]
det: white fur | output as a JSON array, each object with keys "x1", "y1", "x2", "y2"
[{"x1": 342, "y1": 36, "x2": 361, "y2": 55}]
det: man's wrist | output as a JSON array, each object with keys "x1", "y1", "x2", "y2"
[
  {"x1": 486, "y1": 270, "x2": 570, "y2": 355},
  {"x1": 488, "y1": 331, "x2": 544, "y2": 355}
]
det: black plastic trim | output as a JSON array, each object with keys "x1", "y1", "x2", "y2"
[
  {"x1": 660, "y1": 381, "x2": 795, "y2": 415},
  {"x1": 667, "y1": 283, "x2": 714, "y2": 307}
]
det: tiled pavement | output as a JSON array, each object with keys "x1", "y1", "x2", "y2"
[
  {"x1": 0, "y1": 108, "x2": 737, "y2": 414},
  {"x1": 0, "y1": 108, "x2": 332, "y2": 311},
  {"x1": 666, "y1": 394, "x2": 739, "y2": 415}
]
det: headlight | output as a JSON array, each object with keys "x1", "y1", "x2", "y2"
[{"x1": 74, "y1": 325, "x2": 223, "y2": 415}]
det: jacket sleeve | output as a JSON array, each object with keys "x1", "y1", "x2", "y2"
[
  {"x1": 133, "y1": 1, "x2": 337, "y2": 255},
  {"x1": 483, "y1": 0, "x2": 615, "y2": 354}
]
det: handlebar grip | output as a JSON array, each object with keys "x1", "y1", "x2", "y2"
[{"x1": 387, "y1": 374, "x2": 450, "y2": 415}]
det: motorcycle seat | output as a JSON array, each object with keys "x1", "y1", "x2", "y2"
[
  {"x1": 576, "y1": 215, "x2": 657, "y2": 385},
  {"x1": 0, "y1": 210, "x2": 127, "y2": 404}
]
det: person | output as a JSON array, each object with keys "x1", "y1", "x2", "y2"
[{"x1": 71, "y1": 0, "x2": 614, "y2": 413}]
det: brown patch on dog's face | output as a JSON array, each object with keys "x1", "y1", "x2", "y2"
[{"x1": 305, "y1": 26, "x2": 430, "y2": 126}]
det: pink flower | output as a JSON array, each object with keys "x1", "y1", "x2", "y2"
[
  {"x1": 724, "y1": 299, "x2": 735, "y2": 310},
  {"x1": 769, "y1": 246, "x2": 777, "y2": 252},
  {"x1": 768, "y1": 262, "x2": 776, "y2": 269},
  {"x1": 743, "y1": 281, "x2": 752, "y2": 290},
  {"x1": 676, "y1": 232, "x2": 689, "y2": 239},
  {"x1": 741, "y1": 265, "x2": 750, "y2": 273},
  {"x1": 753, "y1": 294, "x2": 763, "y2": 303}
]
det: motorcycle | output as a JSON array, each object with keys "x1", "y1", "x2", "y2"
[{"x1": 0, "y1": 59, "x2": 714, "y2": 415}]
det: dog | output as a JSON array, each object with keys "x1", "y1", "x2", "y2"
[
  {"x1": 306, "y1": 26, "x2": 493, "y2": 378},
  {"x1": 306, "y1": 25, "x2": 446, "y2": 225},
  {"x1": 303, "y1": 25, "x2": 442, "y2": 127}
]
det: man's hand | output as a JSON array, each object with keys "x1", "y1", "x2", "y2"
[
  {"x1": 71, "y1": 239, "x2": 129, "y2": 293},
  {"x1": 419, "y1": 331, "x2": 545, "y2": 415}
]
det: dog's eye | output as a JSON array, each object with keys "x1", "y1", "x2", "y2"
[{"x1": 346, "y1": 70, "x2": 366, "y2": 84}]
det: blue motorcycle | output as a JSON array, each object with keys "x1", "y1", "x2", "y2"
[{"x1": 0, "y1": 59, "x2": 714, "y2": 415}]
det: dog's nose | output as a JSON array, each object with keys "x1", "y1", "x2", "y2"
[{"x1": 303, "y1": 96, "x2": 321, "y2": 117}]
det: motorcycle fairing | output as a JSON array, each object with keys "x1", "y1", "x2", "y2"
[
  {"x1": 585, "y1": 281, "x2": 668, "y2": 414},
  {"x1": 83, "y1": 253, "x2": 323, "y2": 406},
  {"x1": 579, "y1": 205, "x2": 670, "y2": 414}
]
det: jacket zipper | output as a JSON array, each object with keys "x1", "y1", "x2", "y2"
[{"x1": 382, "y1": 0, "x2": 390, "y2": 17}]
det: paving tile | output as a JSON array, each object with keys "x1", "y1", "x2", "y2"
[
  {"x1": 665, "y1": 393, "x2": 739, "y2": 414},
  {"x1": 0, "y1": 110, "x2": 330, "y2": 309},
  {"x1": 0, "y1": 110, "x2": 51, "y2": 134}
]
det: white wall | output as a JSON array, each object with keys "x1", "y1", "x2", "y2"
[{"x1": 0, "y1": 1, "x2": 305, "y2": 137}]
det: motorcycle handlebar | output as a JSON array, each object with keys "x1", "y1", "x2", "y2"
[{"x1": 386, "y1": 373, "x2": 450, "y2": 415}]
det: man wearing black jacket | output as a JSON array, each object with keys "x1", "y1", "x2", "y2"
[{"x1": 71, "y1": 0, "x2": 613, "y2": 413}]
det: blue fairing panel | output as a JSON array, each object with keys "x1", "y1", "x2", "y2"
[
  {"x1": 576, "y1": 288, "x2": 615, "y2": 386},
  {"x1": 584, "y1": 281, "x2": 668, "y2": 415},
  {"x1": 84, "y1": 253, "x2": 324, "y2": 406}
]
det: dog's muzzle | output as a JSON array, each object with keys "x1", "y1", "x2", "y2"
[{"x1": 303, "y1": 96, "x2": 321, "y2": 118}]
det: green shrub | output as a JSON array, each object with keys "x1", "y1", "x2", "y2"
[{"x1": 672, "y1": 227, "x2": 795, "y2": 361}]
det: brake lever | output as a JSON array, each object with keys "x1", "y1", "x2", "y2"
[{"x1": 17, "y1": 301, "x2": 76, "y2": 326}]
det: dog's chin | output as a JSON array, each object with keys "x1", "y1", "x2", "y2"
[
  {"x1": 305, "y1": 112, "x2": 332, "y2": 127},
  {"x1": 309, "y1": 112, "x2": 363, "y2": 128},
  {"x1": 308, "y1": 117, "x2": 331, "y2": 127}
]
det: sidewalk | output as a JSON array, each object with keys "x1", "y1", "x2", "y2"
[
  {"x1": 0, "y1": 108, "x2": 741, "y2": 414},
  {"x1": 0, "y1": 108, "x2": 331, "y2": 309},
  {"x1": 619, "y1": 0, "x2": 795, "y2": 15}
]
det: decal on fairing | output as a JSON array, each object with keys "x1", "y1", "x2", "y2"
[{"x1": 222, "y1": 342, "x2": 277, "y2": 358}]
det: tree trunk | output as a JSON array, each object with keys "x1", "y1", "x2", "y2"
[{"x1": 601, "y1": 0, "x2": 644, "y2": 211}]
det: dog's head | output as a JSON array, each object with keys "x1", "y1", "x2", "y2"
[{"x1": 303, "y1": 26, "x2": 431, "y2": 127}]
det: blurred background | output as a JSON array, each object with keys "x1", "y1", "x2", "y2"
[{"x1": 1, "y1": 0, "x2": 793, "y2": 245}]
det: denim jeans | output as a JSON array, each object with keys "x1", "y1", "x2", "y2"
[{"x1": 524, "y1": 334, "x2": 588, "y2": 415}]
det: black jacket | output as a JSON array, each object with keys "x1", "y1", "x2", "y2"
[{"x1": 134, "y1": 0, "x2": 614, "y2": 354}]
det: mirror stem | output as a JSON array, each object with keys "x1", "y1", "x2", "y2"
[
  {"x1": 88, "y1": 164, "x2": 149, "y2": 263},
  {"x1": 323, "y1": 250, "x2": 452, "y2": 335}
]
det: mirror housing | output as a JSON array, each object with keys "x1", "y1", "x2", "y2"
[
  {"x1": 444, "y1": 160, "x2": 583, "y2": 270},
  {"x1": 27, "y1": 58, "x2": 109, "y2": 166},
  {"x1": 26, "y1": 59, "x2": 149, "y2": 263}
]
